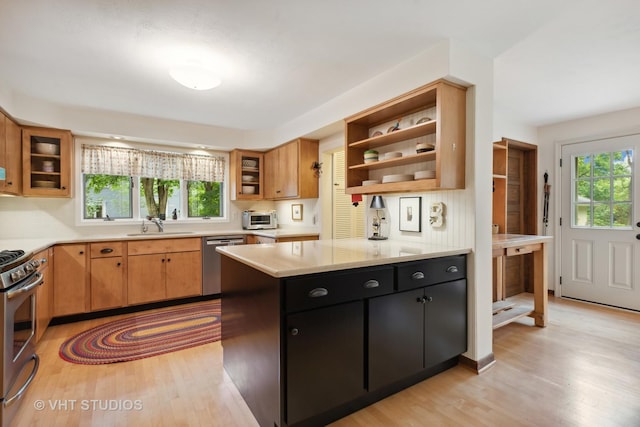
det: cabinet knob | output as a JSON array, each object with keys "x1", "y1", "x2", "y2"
[
  {"x1": 363, "y1": 279, "x2": 379, "y2": 289},
  {"x1": 79, "y1": 251, "x2": 84, "y2": 255},
  {"x1": 62, "y1": 186, "x2": 67, "y2": 190},
  {"x1": 411, "y1": 271, "x2": 425, "y2": 280},
  {"x1": 7, "y1": 181, "x2": 12, "y2": 185},
  {"x1": 167, "y1": 258, "x2": 171, "y2": 262},
  {"x1": 117, "y1": 262, "x2": 121, "y2": 267},
  {"x1": 446, "y1": 266, "x2": 459, "y2": 273},
  {"x1": 308, "y1": 288, "x2": 328, "y2": 298},
  {"x1": 161, "y1": 258, "x2": 165, "y2": 263},
  {"x1": 426, "y1": 296, "x2": 433, "y2": 303},
  {"x1": 290, "y1": 328, "x2": 299, "y2": 336}
]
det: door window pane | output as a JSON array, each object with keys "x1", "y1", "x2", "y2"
[{"x1": 571, "y1": 148, "x2": 633, "y2": 228}]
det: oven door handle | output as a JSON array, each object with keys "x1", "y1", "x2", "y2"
[
  {"x1": 7, "y1": 272, "x2": 44, "y2": 300},
  {"x1": 3, "y1": 354, "x2": 39, "y2": 408}
]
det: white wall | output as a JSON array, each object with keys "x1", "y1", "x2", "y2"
[{"x1": 538, "y1": 106, "x2": 640, "y2": 292}]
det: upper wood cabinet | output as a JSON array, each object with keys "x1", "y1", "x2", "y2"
[
  {"x1": 229, "y1": 149, "x2": 264, "y2": 200},
  {"x1": 264, "y1": 138, "x2": 319, "y2": 200},
  {"x1": 0, "y1": 113, "x2": 22, "y2": 195},
  {"x1": 344, "y1": 79, "x2": 466, "y2": 195},
  {"x1": 22, "y1": 126, "x2": 73, "y2": 197}
]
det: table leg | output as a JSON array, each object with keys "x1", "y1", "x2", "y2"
[{"x1": 532, "y1": 243, "x2": 548, "y2": 327}]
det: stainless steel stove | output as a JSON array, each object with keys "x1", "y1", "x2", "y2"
[{"x1": 0, "y1": 249, "x2": 43, "y2": 427}]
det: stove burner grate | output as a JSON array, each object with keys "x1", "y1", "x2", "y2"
[{"x1": 0, "y1": 250, "x2": 26, "y2": 268}]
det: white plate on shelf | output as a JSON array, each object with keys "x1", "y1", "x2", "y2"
[
  {"x1": 241, "y1": 186, "x2": 256, "y2": 194},
  {"x1": 362, "y1": 180, "x2": 381, "y2": 186},
  {"x1": 414, "y1": 170, "x2": 436, "y2": 180},
  {"x1": 382, "y1": 174, "x2": 413, "y2": 183},
  {"x1": 33, "y1": 180, "x2": 56, "y2": 188}
]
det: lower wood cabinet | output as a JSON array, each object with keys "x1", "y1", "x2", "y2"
[
  {"x1": 127, "y1": 238, "x2": 202, "y2": 305},
  {"x1": 90, "y1": 242, "x2": 126, "y2": 311},
  {"x1": 53, "y1": 243, "x2": 89, "y2": 317}
]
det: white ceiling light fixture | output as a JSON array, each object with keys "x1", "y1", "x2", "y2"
[{"x1": 169, "y1": 63, "x2": 222, "y2": 91}]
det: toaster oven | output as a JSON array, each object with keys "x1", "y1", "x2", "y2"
[{"x1": 242, "y1": 210, "x2": 277, "y2": 230}]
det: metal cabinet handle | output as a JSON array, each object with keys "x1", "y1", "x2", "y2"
[
  {"x1": 308, "y1": 288, "x2": 328, "y2": 298},
  {"x1": 290, "y1": 328, "x2": 299, "y2": 336},
  {"x1": 363, "y1": 280, "x2": 379, "y2": 289},
  {"x1": 100, "y1": 248, "x2": 114, "y2": 254},
  {"x1": 446, "y1": 266, "x2": 459, "y2": 273},
  {"x1": 411, "y1": 271, "x2": 425, "y2": 280},
  {"x1": 426, "y1": 296, "x2": 433, "y2": 302}
]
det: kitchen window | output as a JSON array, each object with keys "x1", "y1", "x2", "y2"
[{"x1": 81, "y1": 144, "x2": 225, "y2": 221}]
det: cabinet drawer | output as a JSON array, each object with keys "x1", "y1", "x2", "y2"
[
  {"x1": 285, "y1": 266, "x2": 394, "y2": 313},
  {"x1": 128, "y1": 237, "x2": 200, "y2": 255},
  {"x1": 506, "y1": 243, "x2": 541, "y2": 256},
  {"x1": 396, "y1": 255, "x2": 466, "y2": 291},
  {"x1": 90, "y1": 242, "x2": 124, "y2": 258}
]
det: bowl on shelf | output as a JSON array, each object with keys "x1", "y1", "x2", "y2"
[
  {"x1": 241, "y1": 186, "x2": 256, "y2": 194},
  {"x1": 383, "y1": 151, "x2": 402, "y2": 160},
  {"x1": 33, "y1": 180, "x2": 56, "y2": 188},
  {"x1": 364, "y1": 149, "x2": 379, "y2": 163},
  {"x1": 242, "y1": 175, "x2": 254, "y2": 182},
  {"x1": 381, "y1": 174, "x2": 413, "y2": 183},
  {"x1": 242, "y1": 159, "x2": 258, "y2": 168},
  {"x1": 41, "y1": 160, "x2": 55, "y2": 172},
  {"x1": 34, "y1": 142, "x2": 59, "y2": 155},
  {"x1": 416, "y1": 142, "x2": 435, "y2": 153}
]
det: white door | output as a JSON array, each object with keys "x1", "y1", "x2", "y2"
[
  {"x1": 561, "y1": 134, "x2": 640, "y2": 311},
  {"x1": 332, "y1": 150, "x2": 365, "y2": 239}
]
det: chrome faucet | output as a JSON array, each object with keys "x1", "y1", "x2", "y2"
[
  {"x1": 140, "y1": 220, "x2": 148, "y2": 234},
  {"x1": 149, "y1": 217, "x2": 164, "y2": 232}
]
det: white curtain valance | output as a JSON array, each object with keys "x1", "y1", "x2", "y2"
[{"x1": 81, "y1": 145, "x2": 225, "y2": 182}]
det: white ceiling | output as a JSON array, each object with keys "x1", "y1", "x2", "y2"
[{"x1": 1, "y1": 0, "x2": 639, "y2": 136}]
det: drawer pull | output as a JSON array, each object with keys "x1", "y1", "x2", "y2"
[
  {"x1": 446, "y1": 266, "x2": 459, "y2": 273},
  {"x1": 290, "y1": 328, "x2": 299, "y2": 336},
  {"x1": 308, "y1": 288, "x2": 328, "y2": 298},
  {"x1": 100, "y1": 248, "x2": 114, "y2": 254},
  {"x1": 363, "y1": 280, "x2": 380, "y2": 289},
  {"x1": 411, "y1": 271, "x2": 425, "y2": 280}
]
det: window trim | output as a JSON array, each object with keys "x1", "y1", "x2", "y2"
[{"x1": 74, "y1": 137, "x2": 230, "y2": 226}]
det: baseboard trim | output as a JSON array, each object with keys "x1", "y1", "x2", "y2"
[{"x1": 459, "y1": 352, "x2": 496, "y2": 374}]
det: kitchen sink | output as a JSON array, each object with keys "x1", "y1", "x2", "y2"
[{"x1": 126, "y1": 231, "x2": 195, "y2": 236}]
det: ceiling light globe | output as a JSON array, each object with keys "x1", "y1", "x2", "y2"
[{"x1": 169, "y1": 65, "x2": 221, "y2": 90}]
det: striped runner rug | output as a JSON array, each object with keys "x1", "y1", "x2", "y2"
[{"x1": 59, "y1": 300, "x2": 220, "y2": 365}]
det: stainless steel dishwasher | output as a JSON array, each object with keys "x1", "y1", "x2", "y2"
[{"x1": 202, "y1": 235, "x2": 245, "y2": 295}]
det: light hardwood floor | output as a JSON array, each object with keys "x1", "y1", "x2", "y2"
[{"x1": 14, "y1": 295, "x2": 640, "y2": 427}]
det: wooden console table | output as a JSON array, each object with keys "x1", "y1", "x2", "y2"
[{"x1": 492, "y1": 234, "x2": 553, "y2": 329}]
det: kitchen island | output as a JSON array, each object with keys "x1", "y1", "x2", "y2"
[{"x1": 218, "y1": 238, "x2": 471, "y2": 427}]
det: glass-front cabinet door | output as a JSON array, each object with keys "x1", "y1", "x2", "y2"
[{"x1": 22, "y1": 127, "x2": 72, "y2": 197}]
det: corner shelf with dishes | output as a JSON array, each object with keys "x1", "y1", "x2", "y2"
[
  {"x1": 22, "y1": 127, "x2": 72, "y2": 197},
  {"x1": 230, "y1": 149, "x2": 264, "y2": 200},
  {"x1": 344, "y1": 79, "x2": 467, "y2": 195}
]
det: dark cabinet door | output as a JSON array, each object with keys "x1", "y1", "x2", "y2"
[
  {"x1": 368, "y1": 288, "x2": 424, "y2": 390},
  {"x1": 424, "y1": 279, "x2": 467, "y2": 368},
  {"x1": 286, "y1": 301, "x2": 364, "y2": 425}
]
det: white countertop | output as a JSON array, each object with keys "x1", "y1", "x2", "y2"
[
  {"x1": 217, "y1": 238, "x2": 471, "y2": 278},
  {"x1": 0, "y1": 227, "x2": 320, "y2": 256}
]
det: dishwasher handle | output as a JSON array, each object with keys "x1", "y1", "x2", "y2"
[{"x1": 206, "y1": 238, "x2": 245, "y2": 246}]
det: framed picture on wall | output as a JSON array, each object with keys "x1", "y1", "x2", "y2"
[
  {"x1": 292, "y1": 204, "x2": 303, "y2": 221},
  {"x1": 399, "y1": 197, "x2": 421, "y2": 232}
]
